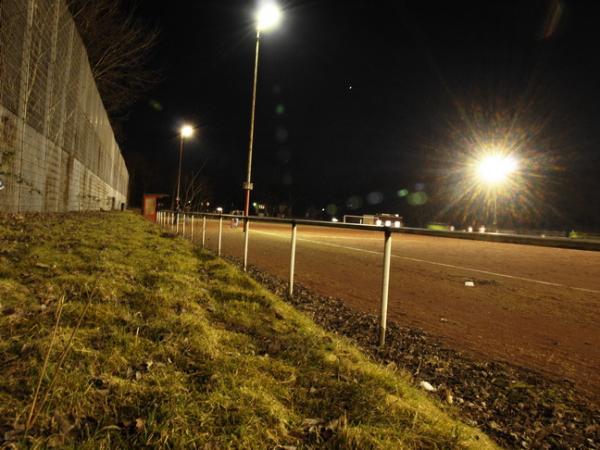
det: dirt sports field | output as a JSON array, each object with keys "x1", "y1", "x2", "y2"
[{"x1": 192, "y1": 219, "x2": 600, "y2": 400}]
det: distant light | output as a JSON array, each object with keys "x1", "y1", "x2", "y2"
[
  {"x1": 376, "y1": 219, "x2": 382, "y2": 226},
  {"x1": 394, "y1": 221, "x2": 401, "y2": 228},
  {"x1": 479, "y1": 226, "x2": 486, "y2": 233},
  {"x1": 385, "y1": 220, "x2": 392, "y2": 227},
  {"x1": 216, "y1": 207, "x2": 223, "y2": 213},
  {"x1": 477, "y1": 154, "x2": 518, "y2": 184},
  {"x1": 467, "y1": 226, "x2": 473, "y2": 233},
  {"x1": 252, "y1": 202, "x2": 257, "y2": 207},
  {"x1": 331, "y1": 217, "x2": 339, "y2": 222},
  {"x1": 180, "y1": 125, "x2": 194, "y2": 138},
  {"x1": 256, "y1": 2, "x2": 282, "y2": 31}
]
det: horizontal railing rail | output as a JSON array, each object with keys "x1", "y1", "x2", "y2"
[
  {"x1": 166, "y1": 211, "x2": 600, "y2": 251},
  {"x1": 156, "y1": 210, "x2": 599, "y2": 347}
]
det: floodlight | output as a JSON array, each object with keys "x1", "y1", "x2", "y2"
[
  {"x1": 180, "y1": 125, "x2": 194, "y2": 138},
  {"x1": 256, "y1": 3, "x2": 282, "y2": 31},
  {"x1": 477, "y1": 154, "x2": 518, "y2": 185}
]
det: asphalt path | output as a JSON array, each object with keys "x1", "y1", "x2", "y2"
[{"x1": 189, "y1": 218, "x2": 600, "y2": 398}]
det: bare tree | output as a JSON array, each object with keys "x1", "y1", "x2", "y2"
[
  {"x1": 67, "y1": 0, "x2": 159, "y2": 120},
  {"x1": 181, "y1": 163, "x2": 211, "y2": 212}
]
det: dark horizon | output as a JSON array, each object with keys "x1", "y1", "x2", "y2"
[{"x1": 122, "y1": 0, "x2": 600, "y2": 230}]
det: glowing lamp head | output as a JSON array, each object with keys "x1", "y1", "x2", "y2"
[
  {"x1": 256, "y1": 2, "x2": 282, "y2": 31},
  {"x1": 180, "y1": 125, "x2": 194, "y2": 138},
  {"x1": 476, "y1": 154, "x2": 518, "y2": 185}
]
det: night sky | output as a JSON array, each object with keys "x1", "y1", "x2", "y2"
[{"x1": 122, "y1": 0, "x2": 600, "y2": 229}]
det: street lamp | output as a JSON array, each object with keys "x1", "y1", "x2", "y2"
[
  {"x1": 243, "y1": 2, "x2": 282, "y2": 216},
  {"x1": 176, "y1": 124, "x2": 194, "y2": 215},
  {"x1": 475, "y1": 153, "x2": 518, "y2": 230}
]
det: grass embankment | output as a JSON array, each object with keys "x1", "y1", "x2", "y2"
[{"x1": 0, "y1": 212, "x2": 498, "y2": 449}]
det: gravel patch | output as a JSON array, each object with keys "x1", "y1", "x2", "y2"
[{"x1": 227, "y1": 257, "x2": 600, "y2": 450}]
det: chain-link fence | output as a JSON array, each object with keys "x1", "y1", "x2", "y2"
[{"x1": 0, "y1": 0, "x2": 128, "y2": 212}]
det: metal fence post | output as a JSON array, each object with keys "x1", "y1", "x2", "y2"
[
  {"x1": 379, "y1": 228, "x2": 392, "y2": 347},
  {"x1": 202, "y1": 216, "x2": 206, "y2": 248},
  {"x1": 182, "y1": 214, "x2": 186, "y2": 237},
  {"x1": 191, "y1": 215, "x2": 194, "y2": 240},
  {"x1": 218, "y1": 216, "x2": 223, "y2": 256},
  {"x1": 243, "y1": 218, "x2": 250, "y2": 271},
  {"x1": 289, "y1": 222, "x2": 298, "y2": 297}
]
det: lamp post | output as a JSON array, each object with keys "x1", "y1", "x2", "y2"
[
  {"x1": 175, "y1": 124, "x2": 194, "y2": 221},
  {"x1": 475, "y1": 153, "x2": 518, "y2": 231},
  {"x1": 243, "y1": 2, "x2": 282, "y2": 216}
]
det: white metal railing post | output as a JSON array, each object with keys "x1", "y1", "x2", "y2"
[
  {"x1": 243, "y1": 218, "x2": 250, "y2": 271},
  {"x1": 202, "y1": 216, "x2": 206, "y2": 248},
  {"x1": 379, "y1": 228, "x2": 393, "y2": 347},
  {"x1": 289, "y1": 222, "x2": 298, "y2": 297},
  {"x1": 191, "y1": 215, "x2": 194, "y2": 240},
  {"x1": 218, "y1": 216, "x2": 223, "y2": 256},
  {"x1": 182, "y1": 214, "x2": 186, "y2": 237}
]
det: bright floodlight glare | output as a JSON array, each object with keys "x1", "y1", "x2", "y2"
[
  {"x1": 256, "y1": 2, "x2": 282, "y2": 31},
  {"x1": 477, "y1": 154, "x2": 518, "y2": 184},
  {"x1": 180, "y1": 125, "x2": 194, "y2": 138}
]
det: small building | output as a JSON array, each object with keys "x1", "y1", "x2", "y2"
[{"x1": 142, "y1": 194, "x2": 169, "y2": 222}]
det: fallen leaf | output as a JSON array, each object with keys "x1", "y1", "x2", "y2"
[{"x1": 135, "y1": 418, "x2": 145, "y2": 432}]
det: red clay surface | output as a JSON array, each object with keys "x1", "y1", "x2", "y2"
[{"x1": 189, "y1": 218, "x2": 600, "y2": 399}]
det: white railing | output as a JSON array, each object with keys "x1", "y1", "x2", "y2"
[{"x1": 157, "y1": 210, "x2": 600, "y2": 346}]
